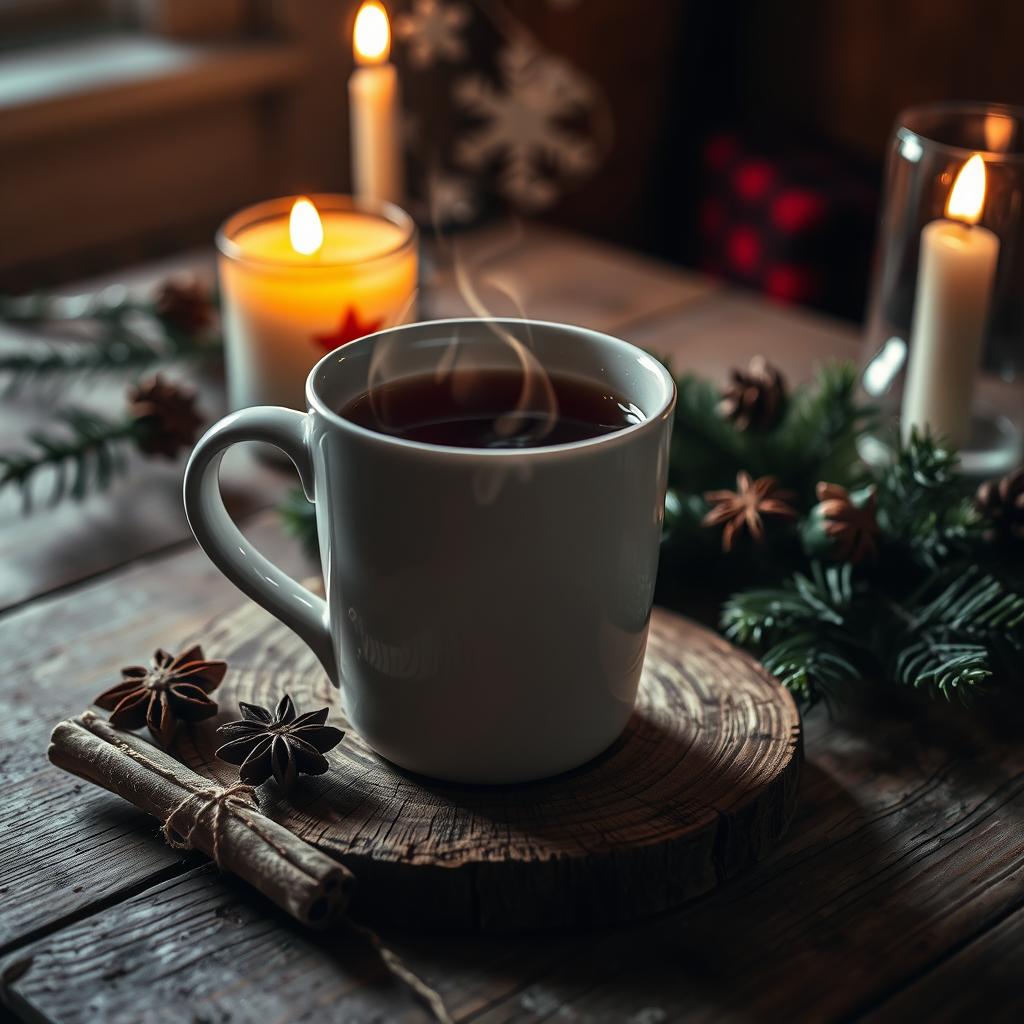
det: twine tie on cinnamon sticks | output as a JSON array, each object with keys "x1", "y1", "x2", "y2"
[
  {"x1": 49, "y1": 711, "x2": 355, "y2": 928},
  {"x1": 163, "y1": 782, "x2": 260, "y2": 864},
  {"x1": 76, "y1": 711, "x2": 295, "y2": 869}
]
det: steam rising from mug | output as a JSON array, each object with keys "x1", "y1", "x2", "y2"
[{"x1": 366, "y1": 214, "x2": 559, "y2": 445}]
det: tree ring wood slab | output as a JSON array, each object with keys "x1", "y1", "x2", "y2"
[{"x1": 176, "y1": 602, "x2": 802, "y2": 932}]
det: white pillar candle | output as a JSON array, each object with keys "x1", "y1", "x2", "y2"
[
  {"x1": 349, "y1": 2, "x2": 404, "y2": 206},
  {"x1": 217, "y1": 195, "x2": 417, "y2": 411},
  {"x1": 902, "y1": 154, "x2": 1000, "y2": 448}
]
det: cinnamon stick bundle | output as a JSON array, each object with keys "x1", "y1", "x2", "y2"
[{"x1": 48, "y1": 712, "x2": 354, "y2": 928}]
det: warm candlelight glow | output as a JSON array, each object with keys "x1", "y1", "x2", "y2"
[
  {"x1": 289, "y1": 197, "x2": 324, "y2": 256},
  {"x1": 353, "y1": 1, "x2": 390, "y2": 65},
  {"x1": 946, "y1": 154, "x2": 987, "y2": 225}
]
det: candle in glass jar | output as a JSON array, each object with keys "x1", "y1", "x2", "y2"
[
  {"x1": 349, "y1": 1, "x2": 403, "y2": 206},
  {"x1": 217, "y1": 194, "x2": 417, "y2": 411},
  {"x1": 902, "y1": 154, "x2": 1000, "y2": 448}
]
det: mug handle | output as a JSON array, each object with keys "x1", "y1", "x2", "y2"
[{"x1": 182, "y1": 407, "x2": 338, "y2": 684}]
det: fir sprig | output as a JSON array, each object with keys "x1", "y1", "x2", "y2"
[
  {"x1": 1, "y1": 328, "x2": 170, "y2": 392},
  {"x1": 0, "y1": 282, "x2": 219, "y2": 392},
  {"x1": 1, "y1": 375, "x2": 204, "y2": 509},
  {"x1": 722, "y1": 563, "x2": 865, "y2": 704},
  {"x1": 893, "y1": 569, "x2": 1024, "y2": 703},
  {"x1": 1, "y1": 409, "x2": 139, "y2": 509},
  {"x1": 874, "y1": 429, "x2": 979, "y2": 568},
  {"x1": 720, "y1": 561, "x2": 1024, "y2": 706}
]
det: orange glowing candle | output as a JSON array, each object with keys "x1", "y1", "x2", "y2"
[
  {"x1": 349, "y1": 2, "x2": 403, "y2": 206},
  {"x1": 217, "y1": 194, "x2": 417, "y2": 411}
]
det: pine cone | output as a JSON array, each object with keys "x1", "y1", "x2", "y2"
[
  {"x1": 975, "y1": 467, "x2": 1024, "y2": 542},
  {"x1": 155, "y1": 277, "x2": 215, "y2": 334},
  {"x1": 804, "y1": 482, "x2": 880, "y2": 564},
  {"x1": 128, "y1": 374, "x2": 204, "y2": 458},
  {"x1": 718, "y1": 356, "x2": 787, "y2": 432}
]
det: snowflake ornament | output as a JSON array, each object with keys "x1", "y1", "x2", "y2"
[
  {"x1": 395, "y1": 0, "x2": 471, "y2": 70},
  {"x1": 454, "y1": 41, "x2": 600, "y2": 210}
]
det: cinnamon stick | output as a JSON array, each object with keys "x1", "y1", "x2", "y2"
[{"x1": 48, "y1": 712, "x2": 354, "y2": 928}]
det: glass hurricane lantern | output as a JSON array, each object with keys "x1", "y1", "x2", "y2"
[{"x1": 860, "y1": 101, "x2": 1024, "y2": 476}]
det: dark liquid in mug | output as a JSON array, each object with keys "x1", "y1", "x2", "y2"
[{"x1": 340, "y1": 368, "x2": 644, "y2": 449}]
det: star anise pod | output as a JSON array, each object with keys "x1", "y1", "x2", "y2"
[
  {"x1": 814, "y1": 482, "x2": 880, "y2": 563},
  {"x1": 718, "y1": 356, "x2": 787, "y2": 432},
  {"x1": 703, "y1": 472, "x2": 798, "y2": 551},
  {"x1": 127, "y1": 374, "x2": 204, "y2": 458},
  {"x1": 215, "y1": 695, "x2": 344, "y2": 791},
  {"x1": 154, "y1": 277, "x2": 215, "y2": 334},
  {"x1": 975, "y1": 467, "x2": 1024, "y2": 542},
  {"x1": 94, "y1": 645, "x2": 226, "y2": 748}
]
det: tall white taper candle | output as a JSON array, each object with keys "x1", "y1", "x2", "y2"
[
  {"x1": 902, "y1": 154, "x2": 999, "y2": 448},
  {"x1": 349, "y1": 1, "x2": 404, "y2": 206}
]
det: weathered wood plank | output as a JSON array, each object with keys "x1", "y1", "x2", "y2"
[
  {"x1": 423, "y1": 222, "x2": 716, "y2": 333},
  {"x1": 0, "y1": 862, "x2": 605, "y2": 1024},
  {"x1": 863, "y1": 900, "x2": 1024, "y2": 1023},
  {"x1": 4, "y1": 695, "x2": 1022, "y2": 1021},
  {"x1": 1, "y1": 867, "x2": 424, "y2": 1024},
  {"x1": 0, "y1": 514, "x2": 310, "y2": 954}
]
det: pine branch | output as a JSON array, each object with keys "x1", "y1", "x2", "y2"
[
  {"x1": 0, "y1": 409, "x2": 140, "y2": 509},
  {"x1": 763, "y1": 361, "x2": 875, "y2": 495},
  {"x1": 721, "y1": 562, "x2": 865, "y2": 704},
  {"x1": 889, "y1": 568, "x2": 1024, "y2": 703},
  {"x1": 0, "y1": 290, "x2": 148, "y2": 325},
  {"x1": 759, "y1": 631, "x2": 863, "y2": 706},
  {"x1": 874, "y1": 431, "x2": 979, "y2": 568},
  {"x1": 0, "y1": 287, "x2": 220, "y2": 393},
  {"x1": 668, "y1": 361, "x2": 873, "y2": 501},
  {"x1": 1, "y1": 329, "x2": 170, "y2": 392},
  {"x1": 721, "y1": 562, "x2": 855, "y2": 641}
]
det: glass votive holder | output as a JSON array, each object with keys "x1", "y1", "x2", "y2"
[
  {"x1": 860, "y1": 102, "x2": 1024, "y2": 476},
  {"x1": 216, "y1": 194, "x2": 418, "y2": 411}
]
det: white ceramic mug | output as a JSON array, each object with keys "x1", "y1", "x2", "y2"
[{"x1": 184, "y1": 319, "x2": 675, "y2": 784}]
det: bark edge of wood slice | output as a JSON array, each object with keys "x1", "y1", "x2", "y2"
[{"x1": 179, "y1": 604, "x2": 802, "y2": 932}]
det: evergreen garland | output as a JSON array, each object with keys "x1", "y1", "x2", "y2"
[{"x1": 276, "y1": 357, "x2": 1023, "y2": 710}]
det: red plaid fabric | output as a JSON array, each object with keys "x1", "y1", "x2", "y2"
[{"x1": 697, "y1": 131, "x2": 878, "y2": 319}]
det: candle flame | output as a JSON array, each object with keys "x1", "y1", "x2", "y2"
[
  {"x1": 354, "y1": 1, "x2": 390, "y2": 65},
  {"x1": 289, "y1": 197, "x2": 324, "y2": 256},
  {"x1": 946, "y1": 154, "x2": 987, "y2": 225}
]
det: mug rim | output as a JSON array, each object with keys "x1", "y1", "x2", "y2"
[{"x1": 304, "y1": 317, "x2": 676, "y2": 458}]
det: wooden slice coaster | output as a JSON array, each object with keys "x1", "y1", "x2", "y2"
[{"x1": 176, "y1": 601, "x2": 801, "y2": 932}]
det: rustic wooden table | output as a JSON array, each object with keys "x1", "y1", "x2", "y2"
[{"x1": 1, "y1": 224, "x2": 1021, "y2": 1023}]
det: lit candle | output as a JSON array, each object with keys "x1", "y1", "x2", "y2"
[
  {"x1": 349, "y1": 1, "x2": 403, "y2": 206},
  {"x1": 217, "y1": 194, "x2": 417, "y2": 411},
  {"x1": 902, "y1": 154, "x2": 1000, "y2": 448}
]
